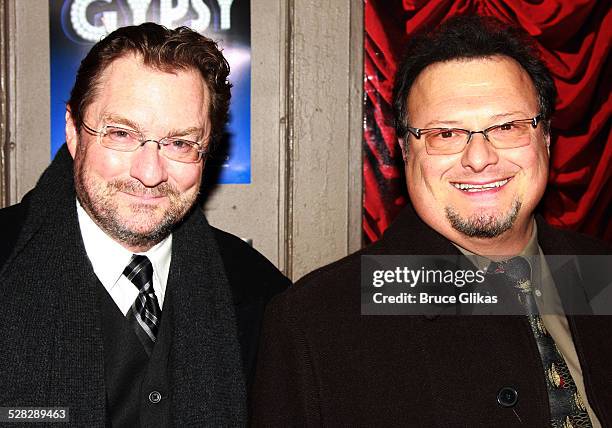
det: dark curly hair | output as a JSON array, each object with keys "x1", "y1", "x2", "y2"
[
  {"x1": 68, "y1": 23, "x2": 231, "y2": 145},
  {"x1": 392, "y1": 15, "x2": 556, "y2": 140}
]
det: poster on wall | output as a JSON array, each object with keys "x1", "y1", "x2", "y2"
[{"x1": 49, "y1": 0, "x2": 251, "y2": 184}]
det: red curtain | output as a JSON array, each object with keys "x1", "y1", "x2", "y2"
[{"x1": 364, "y1": 0, "x2": 611, "y2": 244}]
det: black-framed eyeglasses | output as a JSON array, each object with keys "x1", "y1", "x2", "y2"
[
  {"x1": 82, "y1": 122, "x2": 208, "y2": 163},
  {"x1": 406, "y1": 114, "x2": 542, "y2": 155}
]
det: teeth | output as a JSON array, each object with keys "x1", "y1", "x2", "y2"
[{"x1": 452, "y1": 179, "x2": 509, "y2": 192}]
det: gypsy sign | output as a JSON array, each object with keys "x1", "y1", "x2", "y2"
[{"x1": 67, "y1": 0, "x2": 236, "y2": 42}]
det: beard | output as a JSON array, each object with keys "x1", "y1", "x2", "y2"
[
  {"x1": 73, "y1": 148, "x2": 199, "y2": 250},
  {"x1": 445, "y1": 198, "x2": 522, "y2": 239}
]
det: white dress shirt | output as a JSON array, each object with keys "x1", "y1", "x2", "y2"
[{"x1": 77, "y1": 201, "x2": 172, "y2": 315}]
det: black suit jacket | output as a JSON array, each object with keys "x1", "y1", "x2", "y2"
[
  {"x1": 252, "y1": 203, "x2": 612, "y2": 426},
  {"x1": 0, "y1": 146, "x2": 290, "y2": 426}
]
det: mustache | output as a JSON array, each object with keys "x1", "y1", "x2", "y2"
[{"x1": 108, "y1": 179, "x2": 179, "y2": 198}]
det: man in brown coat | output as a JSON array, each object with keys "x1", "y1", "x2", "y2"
[{"x1": 252, "y1": 16, "x2": 611, "y2": 426}]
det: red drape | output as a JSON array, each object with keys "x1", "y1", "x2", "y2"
[{"x1": 364, "y1": 0, "x2": 611, "y2": 244}]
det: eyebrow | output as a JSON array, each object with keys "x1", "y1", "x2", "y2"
[
  {"x1": 102, "y1": 114, "x2": 141, "y2": 131},
  {"x1": 101, "y1": 113, "x2": 205, "y2": 139},
  {"x1": 166, "y1": 126, "x2": 205, "y2": 139},
  {"x1": 489, "y1": 111, "x2": 531, "y2": 121},
  {"x1": 420, "y1": 111, "x2": 531, "y2": 128}
]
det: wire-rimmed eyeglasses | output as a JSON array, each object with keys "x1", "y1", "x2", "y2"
[
  {"x1": 406, "y1": 114, "x2": 542, "y2": 155},
  {"x1": 82, "y1": 122, "x2": 208, "y2": 163}
]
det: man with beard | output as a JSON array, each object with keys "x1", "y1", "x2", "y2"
[
  {"x1": 0, "y1": 23, "x2": 289, "y2": 426},
  {"x1": 252, "y1": 16, "x2": 611, "y2": 426}
]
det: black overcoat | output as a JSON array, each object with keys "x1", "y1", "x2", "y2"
[
  {"x1": 252, "y1": 203, "x2": 612, "y2": 426},
  {"x1": 0, "y1": 145, "x2": 290, "y2": 426}
]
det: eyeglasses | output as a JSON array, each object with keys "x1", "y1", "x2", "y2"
[
  {"x1": 82, "y1": 122, "x2": 207, "y2": 163},
  {"x1": 406, "y1": 114, "x2": 542, "y2": 155}
]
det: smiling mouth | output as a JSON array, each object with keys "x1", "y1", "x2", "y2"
[
  {"x1": 451, "y1": 178, "x2": 511, "y2": 193},
  {"x1": 122, "y1": 191, "x2": 167, "y2": 201}
]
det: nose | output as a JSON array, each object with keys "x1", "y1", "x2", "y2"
[
  {"x1": 129, "y1": 141, "x2": 168, "y2": 187},
  {"x1": 461, "y1": 132, "x2": 499, "y2": 172}
]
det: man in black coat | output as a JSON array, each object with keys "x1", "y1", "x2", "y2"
[
  {"x1": 252, "y1": 16, "x2": 611, "y2": 426},
  {"x1": 0, "y1": 24, "x2": 289, "y2": 426}
]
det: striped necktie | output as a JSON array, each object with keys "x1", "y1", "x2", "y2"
[
  {"x1": 488, "y1": 257, "x2": 592, "y2": 427},
  {"x1": 123, "y1": 255, "x2": 162, "y2": 355}
]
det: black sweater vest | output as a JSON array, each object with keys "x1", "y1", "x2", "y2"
[{"x1": 97, "y1": 281, "x2": 172, "y2": 427}]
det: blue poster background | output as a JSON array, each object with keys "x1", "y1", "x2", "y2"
[{"x1": 50, "y1": 0, "x2": 251, "y2": 184}]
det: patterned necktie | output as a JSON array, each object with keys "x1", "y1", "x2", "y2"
[
  {"x1": 488, "y1": 257, "x2": 592, "y2": 428},
  {"x1": 123, "y1": 255, "x2": 162, "y2": 355}
]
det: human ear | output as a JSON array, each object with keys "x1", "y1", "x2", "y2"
[{"x1": 65, "y1": 107, "x2": 78, "y2": 159}]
